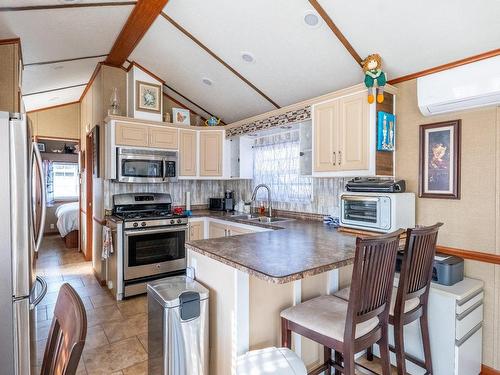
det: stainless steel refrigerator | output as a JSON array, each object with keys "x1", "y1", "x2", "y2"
[{"x1": 0, "y1": 111, "x2": 47, "y2": 374}]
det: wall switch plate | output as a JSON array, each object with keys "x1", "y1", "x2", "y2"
[{"x1": 50, "y1": 224, "x2": 55, "y2": 229}]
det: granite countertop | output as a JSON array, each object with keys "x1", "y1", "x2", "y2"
[{"x1": 186, "y1": 211, "x2": 357, "y2": 284}]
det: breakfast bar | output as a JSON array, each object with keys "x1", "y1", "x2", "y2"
[{"x1": 186, "y1": 217, "x2": 357, "y2": 374}]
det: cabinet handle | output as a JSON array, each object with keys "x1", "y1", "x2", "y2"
[
  {"x1": 333, "y1": 151, "x2": 336, "y2": 165},
  {"x1": 338, "y1": 151, "x2": 342, "y2": 165}
]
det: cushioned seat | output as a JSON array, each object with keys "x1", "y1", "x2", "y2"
[
  {"x1": 280, "y1": 295, "x2": 379, "y2": 342},
  {"x1": 236, "y1": 347, "x2": 307, "y2": 375},
  {"x1": 333, "y1": 286, "x2": 420, "y2": 316}
]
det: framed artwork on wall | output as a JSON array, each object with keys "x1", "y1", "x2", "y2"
[
  {"x1": 419, "y1": 120, "x2": 461, "y2": 199},
  {"x1": 135, "y1": 80, "x2": 162, "y2": 113},
  {"x1": 377, "y1": 111, "x2": 395, "y2": 151},
  {"x1": 172, "y1": 107, "x2": 190, "y2": 125}
]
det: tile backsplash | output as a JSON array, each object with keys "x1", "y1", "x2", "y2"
[{"x1": 104, "y1": 177, "x2": 346, "y2": 217}]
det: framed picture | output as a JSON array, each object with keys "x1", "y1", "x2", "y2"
[
  {"x1": 135, "y1": 80, "x2": 162, "y2": 113},
  {"x1": 419, "y1": 120, "x2": 461, "y2": 199},
  {"x1": 172, "y1": 107, "x2": 190, "y2": 125},
  {"x1": 37, "y1": 142, "x2": 46, "y2": 152},
  {"x1": 377, "y1": 111, "x2": 396, "y2": 151}
]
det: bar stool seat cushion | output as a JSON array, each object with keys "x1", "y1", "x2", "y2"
[
  {"x1": 236, "y1": 347, "x2": 307, "y2": 375},
  {"x1": 280, "y1": 295, "x2": 379, "y2": 342},
  {"x1": 334, "y1": 286, "x2": 420, "y2": 316}
]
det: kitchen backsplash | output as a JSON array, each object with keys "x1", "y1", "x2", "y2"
[{"x1": 104, "y1": 178, "x2": 346, "y2": 217}]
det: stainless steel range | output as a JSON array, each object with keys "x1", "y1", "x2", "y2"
[{"x1": 113, "y1": 193, "x2": 188, "y2": 298}]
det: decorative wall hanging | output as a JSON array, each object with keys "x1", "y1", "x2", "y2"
[
  {"x1": 36, "y1": 142, "x2": 45, "y2": 152},
  {"x1": 92, "y1": 125, "x2": 100, "y2": 178},
  {"x1": 377, "y1": 111, "x2": 396, "y2": 151},
  {"x1": 136, "y1": 80, "x2": 162, "y2": 113},
  {"x1": 362, "y1": 53, "x2": 387, "y2": 104},
  {"x1": 172, "y1": 108, "x2": 190, "y2": 125},
  {"x1": 419, "y1": 120, "x2": 461, "y2": 199}
]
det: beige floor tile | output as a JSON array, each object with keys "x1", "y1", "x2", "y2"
[
  {"x1": 122, "y1": 360, "x2": 147, "y2": 375},
  {"x1": 102, "y1": 314, "x2": 147, "y2": 343},
  {"x1": 46, "y1": 278, "x2": 85, "y2": 293},
  {"x1": 137, "y1": 332, "x2": 148, "y2": 353},
  {"x1": 116, "y1": 296, "x2": 147, "y2": 317},
  {"x1": 83, "y1": 337, "x2": 147, "y2": 374},
  {"x1": 83, "y1": 325, "x2": 110, "y2": 352},
  {"x1": 90, "y1": 293, "x2": 117, "y2": 308},
  {"x1": 35, "y1": 306, "x2": 48, "y2": 322},
  {"x1": 34, "y1": 339, "x2": 47, "y2": 365},
  {"x1": 86, "y1": 305, "x2": 124, "y2": 327},
  {"x1": 35, "y1": 319, "x2": 52, "y2": 341}
]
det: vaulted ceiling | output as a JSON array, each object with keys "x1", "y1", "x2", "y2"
[{"x1": 1, "y1": 0, "x2": 499, "y2": 121}]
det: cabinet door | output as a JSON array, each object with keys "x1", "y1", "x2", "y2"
[
  {"x1": 227, "y1": 224, "x2": 253, "y2": 236},
  {"x1": 338, "y1": 93, "x2": 369, "y2": 171},
  {"x1": 115, "y1": 122, "x2": 149, "y2": 147},
  {"x1": 189, "y1": 221, "x2": 204, "y2": 241},
  {"x1": 199, "y1": 131, "x2": 223, "y2": 177},
  {"x1": 313, "y1": 100, "x2": 339, "y2": 172},
  {"x1": 179, "y1": 129, "x2": 197, "y2": 176},
  {"x1": 149, "y1": 127, "x2": 179, "y2": 149},
  {"x1": 209, "y1": 222, "x2": 227, "y2": 239}
]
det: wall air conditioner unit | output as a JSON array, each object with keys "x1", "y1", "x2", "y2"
[{"x1": 417, "y1": 55, "x2": 500, "y2": 116}]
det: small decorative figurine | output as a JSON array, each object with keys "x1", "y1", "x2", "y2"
[
  {"x1": 362, "y1": 53, "x2": 387, "y2": 104},
  {"x1": 205, "y1": 116, "x2": 221, "y2": 126}
]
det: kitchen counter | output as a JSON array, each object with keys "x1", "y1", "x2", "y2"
[{"x1": 186, "y1": 211, "x2": 356, "y2": 284}]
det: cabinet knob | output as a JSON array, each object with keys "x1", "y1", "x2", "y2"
[
  {"x1": 339, "y1": 151, "x2": 342, "y2": 165},
  {"x1": 333, "y1": 151, "x2": 336, "y2": 165}
]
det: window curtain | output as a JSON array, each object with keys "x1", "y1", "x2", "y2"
[
  {"x1": 253, "y1": 130, "x2": 312, "y2": 203},
  {"x1": 44, "y1": 160, "x2": 54, "y2": 204}
]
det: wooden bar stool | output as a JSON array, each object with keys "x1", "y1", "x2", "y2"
[
  {"x1": 281, "y1": 229, "x2": 404, "y2": 375},
  {"x1": 335, "y1": 223, "x2": 443, "y2": 375},
  {"x1": 40, "y1": 283, "x2": 87, "y2": 375},
  {"x1": 237, "y1": 347, "x2": 307, "y2": 375}
]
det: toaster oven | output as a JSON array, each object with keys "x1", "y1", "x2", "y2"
[{"x1": 340, "y1": 192, "x2": 415, "y2": 233}]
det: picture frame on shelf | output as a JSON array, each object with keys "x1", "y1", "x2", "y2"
[
  {"x1": 135, "y1": 80, "x2": 162, "y2": 113},
  {"x1": 36, "y1": 142, "x2": 45, "y2": 152},
  {"x1": 172, "y1": 107, "x2": 190, "y2": 125},
  {"x1": 377, "y1": 111, "x2": 395, "y2": 151},
  {"x1": 419, "y1": 120, "x2": 461, "y2": 199}
]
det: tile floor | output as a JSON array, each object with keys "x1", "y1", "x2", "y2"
[{"x1": 34, "y1": 234, "x2": 395, "y2": 375}]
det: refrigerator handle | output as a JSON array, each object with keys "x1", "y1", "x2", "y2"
[
  {"x1": 32, "y1": 142, "x2": 46, "y2": 253},
  {"x1": 30, "y1": 276, "x2": 47, "y2": 310}
]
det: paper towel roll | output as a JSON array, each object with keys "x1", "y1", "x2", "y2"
[{"x1": 186, "y1": 191, "x2": 191, "y2": 211}]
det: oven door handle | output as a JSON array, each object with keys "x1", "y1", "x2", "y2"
[
  {"x1": 124, "y1": 226, "x2": 188, "y2": 236},
  {"x1": 341, "y1": 195, "x2": 380, "y2": 202}
]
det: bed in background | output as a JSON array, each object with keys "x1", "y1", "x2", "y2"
[{"x1": 55, "y1": 202, "x2": 80, "y2": 248}]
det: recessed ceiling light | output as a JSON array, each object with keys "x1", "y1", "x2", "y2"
[
  {"x1": 49, "y1": 97, "x2": 60, "y2": 102},
  {"x1": 202, "y1": 78, "x2": 213, "y2": 86},
  {"x1": 303, "y1": 10, "x2": 321, "y2": 28},
  {"x1": 53, "y1": 65, "x2": 64, "y2": 70},
  {"x1": 241, "y1": 51, "x2": 255, "y2": 63},
  {"x1": 58, "y1": 0, "x2": 81, "y2": 3}
]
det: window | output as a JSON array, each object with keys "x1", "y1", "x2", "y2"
[
  {"x1": 253, "y1": 130, "x2": 312, "y2": 203},
  {"x1": 52, "y1": 163, "x2": 79, "y2": 200}
]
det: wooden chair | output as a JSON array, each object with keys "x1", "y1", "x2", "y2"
[
  {"x1": 336, "y1": 223, "x2": 443, "y2": 375},
  {"x1": 40, "y1": 283, "x2": 87, "y2": 375},
  {"x1": 281, "y1": 229, "x2": 404, "y2": 375}
]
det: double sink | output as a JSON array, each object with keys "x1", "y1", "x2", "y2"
[{"x1": 231, "y1": 214, "x2": 292, "y2": 224}]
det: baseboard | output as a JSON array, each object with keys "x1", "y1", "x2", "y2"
[
  {"x1": 93, "y1": 268, "x2": 106, "y2": 286},
  {"x1": 482, "y1": 364, "x2": 500, "y2": 375}
]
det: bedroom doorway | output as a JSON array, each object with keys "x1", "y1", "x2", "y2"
[{"x1": 34, "y1": 136, "x2": 81, "y2": 253}]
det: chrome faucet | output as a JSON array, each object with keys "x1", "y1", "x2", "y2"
[{"x1": 251, "y1": 184, "x2": 272, "y2": 218}]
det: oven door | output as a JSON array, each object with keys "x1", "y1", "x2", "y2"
[
  {"x1": 118, "y1": 154, "x2": 165, "y2": 183},
  {"x1": 341, "y1": 195, "x2": 391, "y2": 231},
  {"x1": 124, "y1": 226, "x2": 187, "y2": 281}
]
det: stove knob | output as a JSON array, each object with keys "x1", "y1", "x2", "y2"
[
  {"x1": 170, "y1": 219, "x2": 175, "y2": 224},
  {"x1": 177, "y1": 218, "x2": 182, "y2": 224},
  {"x1": 133, "y1": 222, "x2": 138, "y2": 228},
  {"x1": 141, "y1": 222, "x2": 146, "y2": 227}
]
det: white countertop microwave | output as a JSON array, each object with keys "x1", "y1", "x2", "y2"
[{"x1": 340, "y1": 192, "x2": 415, "y2": 233}]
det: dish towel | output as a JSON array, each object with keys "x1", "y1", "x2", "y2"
[{"x1": 102, "y1": 226, "x2": 114, "y2": 259}]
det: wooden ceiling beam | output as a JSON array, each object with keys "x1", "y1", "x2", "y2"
[
  {"x1": 388, "y1": 48, "x2": 500, "y2": 84},
  {"x1": 308, "y1": 0, "x2": 363, "y2": 66},
  {"x1": 105, "y1": 0, "x2": 169, "y2": 67},
  {"x1": 0, "y1": 2, "x2": 136, "y2": 12},
  {"x1": 161, "y1": 12, "x2": 281, "y2": 109}
]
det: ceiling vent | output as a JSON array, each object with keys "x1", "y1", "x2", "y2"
[{"x1": 417, "y1": 55, "x2": 500, "y2": 116}]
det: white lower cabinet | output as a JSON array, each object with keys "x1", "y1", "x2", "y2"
[{"x1": 373, "y1": 277, "x2": 484, "y2": 375}]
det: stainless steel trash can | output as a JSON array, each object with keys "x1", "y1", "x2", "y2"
[{"x1": 147, "y1": 276, "x2": 209, "y2": 375}]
